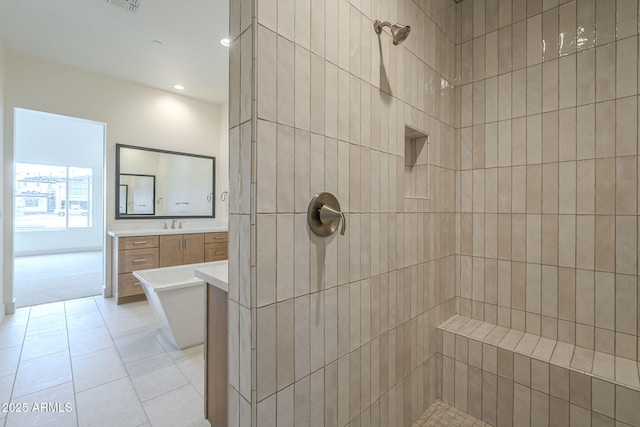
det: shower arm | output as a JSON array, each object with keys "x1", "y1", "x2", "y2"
[{"x1": 374, "y1": 20, "x2": 392, "y2": 34}]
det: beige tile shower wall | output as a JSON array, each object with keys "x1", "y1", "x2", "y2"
[
  {"x1": 228, "y1": 0, "x2": 254, "y2": 426},
  {"x1": 250, "y1": 0, "x2": 460, "y2": 426},
  {"x1": 457, "y1": 0, "x2": 640, "y2": 361}
]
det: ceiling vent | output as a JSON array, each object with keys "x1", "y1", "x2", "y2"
[{"x1": 105, "y1": 0, "x2": 142, "y2": 13}]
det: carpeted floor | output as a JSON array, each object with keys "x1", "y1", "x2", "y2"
[{"x1": 14, "y1": 251, "x2": 104, "y2": 308}]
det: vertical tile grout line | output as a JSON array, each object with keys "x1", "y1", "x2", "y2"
[
  {"x1": 92, "y1": 296, "x2": 152, "y2": 426},
  {"x1": 3, "y1": 306, "x2": 31, "y2": 427},
  {"x1": 609, "y1": 0, "x2": 617, "y2": 388},
  {"x1": 63, "y1": 301, "x2": 81, "y2": 427}
]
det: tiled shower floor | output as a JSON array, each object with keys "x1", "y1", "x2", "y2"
[{"x1": 413, "y1": 400, "x2": 491, "y2": 427}]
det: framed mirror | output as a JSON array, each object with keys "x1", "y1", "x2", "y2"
[{"x1": 116, "y1": 144, "x2": 215, "y2": 219}]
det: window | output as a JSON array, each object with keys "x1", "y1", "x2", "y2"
[{"x1": 15, "y1": 163, "x2": 93, "y2": 230}]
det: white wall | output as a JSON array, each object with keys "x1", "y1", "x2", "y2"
[
  {"x1": 0, "y1": 38, "x2": 6, "y2": 318},
  {"x1": 14, "y1": 108, "x2": 105, "y2": 256},
  {"x1": 217, "y1": 103, "x2": 229, "y2": 217},
  {"x1": 4, "y1": 49, "x2": 228, "y2": 225}
]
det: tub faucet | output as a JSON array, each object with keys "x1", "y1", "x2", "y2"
[{"x1": 171, "y1": 219, "x2": 177, "y2": 229}]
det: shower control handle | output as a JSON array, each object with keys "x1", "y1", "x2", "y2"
[
  {"x1": 307, "y1": 192, "x2": 347, "y2": 237},
  {"x1": 319, "y1": 205, "x2": 346, "y2": 236}
]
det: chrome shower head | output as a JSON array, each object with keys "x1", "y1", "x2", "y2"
[
  {"x1": 391, "y1": 24, "x2": 411, "y2": 45},
  {"x1": 374, "y1": 20, "x2": 411, "y2": 45}
]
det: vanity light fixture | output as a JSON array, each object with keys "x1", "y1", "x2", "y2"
[
  {"x1": 220, "y1": 38, "x2": 231, "y2": 47},
  {"x1": 173, "y1": 84, "x2": 185, "y2": 90}
]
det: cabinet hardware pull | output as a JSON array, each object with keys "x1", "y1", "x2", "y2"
[
  {"x1": 132, "y1": 259, "x2": 147, "y2": 263},
  {"x1": 132, "y1": 241, "x2": 147, "y2": 245},
  {"x1": 215, "y1": 236, "x2": 224, "y2": 239},
  {"x1": 184, "y1": 239, "x2": 187, "y2": 249},
  {"x1": 133, "y1": 282, "x2": 141, "y2": 286},
  {"x1": 215, "y1": 251, "x2": 225, "y2": 255}
]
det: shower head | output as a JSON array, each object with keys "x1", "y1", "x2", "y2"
[
  {"x1": 374, "y1": 20, "x2": 411, "y2": 45},
  {"x1": 392, "y1": 24, "x2": 411, "y2": 45}
]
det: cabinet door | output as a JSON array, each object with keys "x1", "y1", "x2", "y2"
[
  {"x1": 183, "y1": 233, "x2": 205, "y2": 264},
  {"x1": 206, "y1": 284, "x2": 228, "y2": 425},
  {"x1": 159, "y1": 234, "x2": 184, "y2": 267}
]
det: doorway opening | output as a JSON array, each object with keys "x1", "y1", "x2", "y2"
[{"x1": 13, "y1": 108, "x2": 106, "y2": 308}]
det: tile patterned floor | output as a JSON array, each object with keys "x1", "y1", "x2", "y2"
[
  {"x1": 0, "y1": 296, "x2": 210, "y2": 427},
  {"x1": 413, "y1": 400, "x2": 491, "y2": 427}
]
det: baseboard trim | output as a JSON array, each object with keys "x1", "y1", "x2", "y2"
[
  {"x1": 102, "y1": 284, "x2": 112, "y2": 298},
  {"x1": 15, "y1": 247, "x2": 103, "y2": 257},
  {"x1": 4, "y1": 299, "x2": 15, "y2": 315}
]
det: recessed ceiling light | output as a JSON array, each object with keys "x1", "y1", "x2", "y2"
[
  {"x1": 220, "y1": 38, "x2": 231, "y2": 47},
  {"x1": 173, "y1": 84, "x2": 185, "y2": 90}
]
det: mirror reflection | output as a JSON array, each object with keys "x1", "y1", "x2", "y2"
[
  {"x1": 119, "y1": 174, "x2": 155, "y2": 215},
  {"x1": 116, "y1": 144, "x2": 215, "y2": 219},
  {"x1": 119, "y1": 185, "x2": 127, "y2": 214}
]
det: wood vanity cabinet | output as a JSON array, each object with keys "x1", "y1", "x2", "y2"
[
  {"x1": 204, "y1": 232, "x2": 228, "y2": 261},
  {"x1": 117, "y1": 236, "x2": 160, "y2": 304},
  {"x1": 113, "y1": 231, "x2": 228, "y2": 304},
  {"x1": 205, "y1": 283, "x2": 227, "y2": 426},
  {"x1": 159, "y1": 233, "x2": 205, "y2": 267}
]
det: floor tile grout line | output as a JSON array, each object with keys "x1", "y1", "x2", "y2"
[
  {"x1": 3, "y1": 296, "x2": 208, "y2": 426},
  {"x1": 90, "y1": 296, "x2": 152, "y2": 426},
  {"x1": 64, "y1": 301, "x2": 81, "y2": 427},
  {"x1": 4, "y1": 306, "x2": 30, "y2": 426},
  {"x1": 139, "y1": 382, "x2": 200, "y2": 423}
]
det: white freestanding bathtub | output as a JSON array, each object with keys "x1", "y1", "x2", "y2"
[{"x1": 133, "y1": 261, "x2": 227, "y2": 350}]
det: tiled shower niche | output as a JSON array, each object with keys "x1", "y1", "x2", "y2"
[{"x1": 405, "y1": 126, "x2": 430, "y2": 200}]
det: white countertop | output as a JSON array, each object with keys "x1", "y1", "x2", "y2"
[
  {"x1": 195, "y1": 261, "x2": 229, "y2": 293},
  {"x1": 108, "y1": 226, "x2": 227, "y2": 237}
]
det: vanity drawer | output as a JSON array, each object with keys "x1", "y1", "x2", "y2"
[
  {"x1": 119, "y1": 273, "x2": 145, "y2": 297},
  {"x1": 120, "y1": 236, "x2": 159, "y2": 250},
  {"x1": 119, "y1": 248, "x2": 159, "y2": 273},
  {"x1": 205, "y1": 232, "x2": 228, "y2": 244},
  {"x1": 205, "y1": 242, "x2": 228, "y2": 261}
]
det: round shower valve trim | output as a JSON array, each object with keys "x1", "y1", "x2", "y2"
[{"x1": 307, "y1": 193, "x2": 347, "y2": 237}]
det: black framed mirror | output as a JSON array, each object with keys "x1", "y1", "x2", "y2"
[{"x1": 116, "y1": 144, "x2": 215, "y2": 219}]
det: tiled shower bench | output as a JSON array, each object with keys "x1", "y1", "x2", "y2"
[{"x1": 437, "y1": 315, "x2": 640, "y2": 427}]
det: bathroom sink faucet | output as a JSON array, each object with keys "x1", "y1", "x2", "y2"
[{"x1": 171, "y1": 219, "x2": 177, "y2": 229}]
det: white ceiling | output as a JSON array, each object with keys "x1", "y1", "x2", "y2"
[{"x1": 0, "y1": 0, "x2": 229, "y2": 104}]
